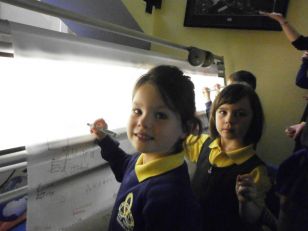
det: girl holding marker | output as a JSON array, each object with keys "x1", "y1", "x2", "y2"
[{"x1": 90, "y1": 65, "x2": 202, "y2": 231}]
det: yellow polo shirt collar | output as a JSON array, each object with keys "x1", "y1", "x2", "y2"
[
  {"x1": 135, "y1": 151, "x2": 185, "y2": 182},
  {"x1": 209, "y1": 139, "x2": 255, "y2": 166}
]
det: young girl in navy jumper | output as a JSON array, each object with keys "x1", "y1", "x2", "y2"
[
  {"x1": 186, "y1": 83, "x2": 271, "y2": 231},
  {"x1": 90, "y1": 65, "x2": 202, "y2": 231},
  {"x1": 276, "y1": 118, "x2": 308, "y2": 231},
  {"x1": 237, "y1": 119, "x2": 308, "y2": 231}
]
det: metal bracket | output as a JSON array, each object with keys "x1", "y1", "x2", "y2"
[
  {"x1": 144, "y1": 0, "x2": 162, "y2": 14},
  {"x1": 187, "y1": 47, "x2": 214, "y2": 67},
  {"x1": 0, "y1": 20, "x2": 14, "y2": 57}
]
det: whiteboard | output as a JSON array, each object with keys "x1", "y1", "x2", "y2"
[{"x1": 26, "y1": 133, "x2": 134, "y2": 231}]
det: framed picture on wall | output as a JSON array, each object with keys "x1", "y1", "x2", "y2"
[{"x1": 184, "y1": 0, "x2": 289, "y2": 31}]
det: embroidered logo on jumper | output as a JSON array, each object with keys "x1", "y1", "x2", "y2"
[{"x1": 117, "y1": 193, "x2": 134, "y2": 231}]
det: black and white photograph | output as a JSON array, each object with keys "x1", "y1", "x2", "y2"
[{"x1": 184, "y1": 0, "x2": 289, "y2": 30}]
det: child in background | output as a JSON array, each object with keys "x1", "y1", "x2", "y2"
[
  {"x1": 226, "y1": 70, "x2": 257, "y2": 89},
  {"x1": 90, "y1": 65, "x2": 202, "y2": 231},
  {"x1": 237, "y1": 118, "x2": 308, "y2": 231},
  {"x1": 276, "y1": 118, "x2": 308, "y2": 231},
  {"x1": 186, "y1": 83, "x2": 271, "y2": 231},
  {"x1": 285, "y1": 51, "x2": 308, "y2": 152},
  {"x1": 203, "y1": 70, "x2": 256, "y2": 120}
]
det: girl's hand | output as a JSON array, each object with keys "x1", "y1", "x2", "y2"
[
  {"x1": 259, "y1": 11, "x2": 286, "y2": 24},
  {"x1": 285, "y1": 122, "x2": 306, "y2": 139},
  {"x1": 90, "y1": 118, "x2": 108, "y2": 140},
  {"x1": 285, "y1": 126, "x2": 296, "y2": 139},
  {"x1": 302, "y1": 51, "x2": 308, "y2": 59},
  {"x1": 202, "y1": 86, "x2": 211, "y2": 101},
  {"x1": 236, "y1": 174, "x2": 257, "y2": 203},
  {"x1": 303, "y1": 94, "x2": 308, "y2": 101},
  {"x1": 214, "y1": 83, "x2": 222, "y2": 93}
]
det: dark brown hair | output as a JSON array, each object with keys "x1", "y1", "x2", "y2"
[
  {"x1": 133, "y1": 65, "x2": 203, "y2": 150},
  {"x1": 228, "y1": 70, "x2": 257, "y2": 90},
  {"x1": 209, "y1": 83, "x2": 264, "y2": 145}
]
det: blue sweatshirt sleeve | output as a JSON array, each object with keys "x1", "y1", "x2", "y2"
[
  {"x1": 97, "y1": 135, "x2": 133, "y2": 182},
  {"x1": 292, "y1": 36, "x2": 308, "y2": 50},
  {"x1": 205, "y1": 101, "x2": 212, "y2": 120},
  {"x1": 296, "y1": 58, "x2": 308, "y2": 89},
  {"x1": 276, "y1": 149, "x2": 308, "y2": 205}
]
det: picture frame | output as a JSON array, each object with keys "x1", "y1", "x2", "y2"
[{"x1": 184, "y1": 0, "x2": 289, "y2": 31}]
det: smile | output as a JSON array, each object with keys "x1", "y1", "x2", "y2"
[
  {"x1": 222, "y1": 128, "x2": 234, "y2": 133},
  {"x1": 135, "y1": 133, "x2": 154, "y2": 141}
]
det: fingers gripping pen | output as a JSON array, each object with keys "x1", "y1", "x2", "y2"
[{"x1": 87, "y1": 123, "x2": 117, "y2": 137}]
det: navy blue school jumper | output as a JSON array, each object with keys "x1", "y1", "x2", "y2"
[
  {"x1": 97, "y1": 135, "x2": 202, "y2": 231},
  {"x1": 293, "y1": 57, "x2": 308, "y2": 152},
  {"x1": 277, "y1": 148, "x2": 308, "y2": 206},
  {"x1": 276, "y1": 147, "x2": 308, "y2": 231},
  {"x1": 186, "y1": 135, "x2": 270, "y2": 231},
  {"x1": 295, "y1": 57, "x2": 308, "y2": 89},
  {"x1": 292, "y1": 36, "x2": 308, "y2": 50},
  {"x1": 277, "y1": 117, "x2": 308, "y2": 231}
]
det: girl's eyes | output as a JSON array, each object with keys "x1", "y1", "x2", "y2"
[
  {"x1": 132, "y1": 109, "x2": 168, "y2": 119},
  {"x1": 235, "y1": 111, "x2": 247, "y2": 117},
  {"x1": 132, "y1": 108, "x2": 141, "y2": 115},
  {"x1": 217, "y1": 110, "x2": 227, "y2": 115},
  {"x1": 155, "y1": 112, "x2": 168, "y2": 120},
  {"x1": 217, "y1": 110, "x2": 247, "y2": 117}
]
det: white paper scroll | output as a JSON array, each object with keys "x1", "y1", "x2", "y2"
[{"x1": 26, "y1": 133, "x2": 134, "y2": 231}]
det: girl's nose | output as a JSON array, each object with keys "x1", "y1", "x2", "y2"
[
  {"x1": 137, "y1": 113, "x2": 152, "y2": 128},
  {"x1": 225, "y1": 113, "x2": 235, "y2": 124}
]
